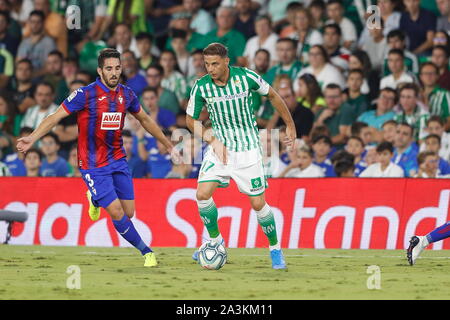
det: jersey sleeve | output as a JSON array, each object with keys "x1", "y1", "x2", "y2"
[
  {"x1": 62, "y1": 88, "x2": 86, "y2": 114},
  {"x1": 244, "y1": 68, "x2": 270, "y2": 96},
  {"x1": 186, "y1": 81, "x2": 205, "y2": 120},
  {"x1": 127, "y1": 89, "x2": 141, "y2": 114}
]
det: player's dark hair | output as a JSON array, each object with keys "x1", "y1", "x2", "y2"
[
  {"x1": 25, "y1": 147, "x2": 44, "y2": 161},
  {"x1": 98, "y1": 48, "x2": 121, "y2": 69},
  {"x1": 42, "y1": 132, "x2": 60, "y2": 146},
  {"x1": 376, "y1": 141, "x2": 394, "y2": 154},
  {"x1": 334, "y1": 160, "x2": 354, "y2": 177},
  {"x1": 29, "y1": 10, "x2": 45, "y2": 21},
  {"x1": 350, "y1": 121, "x2": 369, "y2": 136},
  {"x1": 424, "y1": 133, "x2": 441, "y2": 145},
  {"x1": 203, "y1": 43, "x2": 228, "y2": 58},
  {"x1": 312, "y1": 134, "x2": 332, "y2": 146},
  {"x1": 323, "y1": 23, "x2": 342, "y2": 36},
  {"x1": 427, "y1": 115, "x2": 445, "y2": 127}
]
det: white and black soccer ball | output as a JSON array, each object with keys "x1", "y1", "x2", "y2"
[{"x1": 198, "y1": 241, "x2": 227, "y2": 270}]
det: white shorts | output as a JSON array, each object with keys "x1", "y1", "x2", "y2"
[{"x1": 198, "y1": 146, "x2": 268, "y2": 196}]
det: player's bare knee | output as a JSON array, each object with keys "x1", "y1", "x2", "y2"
[
  {"x1": 107, "y1": 202, "x2": 124, "y2": 220},
  {"x1": 196, "y1": 189, "x2": 212, "y2": 201},
  {"x1": 124, "y1": 206, "x2": 135, "y2": 218},
  {"x1": 125, "y1": 211, "x2": 134, "y2": 219},
  {"x1": 250, "y1": 197, "x2": 266, "y2": 211}
]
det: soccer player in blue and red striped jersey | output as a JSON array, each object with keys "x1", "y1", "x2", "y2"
[{"x1": 17, "y1": 48, "x2": 178, "y2": 267}]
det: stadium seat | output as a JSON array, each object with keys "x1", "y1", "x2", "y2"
[{"x1": 0, "y1": 210, "x2": 28, "y2": 244}]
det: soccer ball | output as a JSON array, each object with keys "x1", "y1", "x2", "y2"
[{"x1": 198, "y1": 241, "x2": 227, "y2": 270}]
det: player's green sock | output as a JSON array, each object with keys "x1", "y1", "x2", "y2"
[
  {"x1": 197, "y1": 198, "x2": 220, "y2": 238},
  {"x1": 256, "y1": 204, "x2": 279, "y2": 249}
]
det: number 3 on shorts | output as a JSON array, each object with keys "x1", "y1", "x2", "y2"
[{"x1": 84, "y1": 173, "x2": 97, "y2": 195}]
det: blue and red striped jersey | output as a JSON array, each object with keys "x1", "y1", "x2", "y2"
[{"x1": 62, "y1": 78, "x2": 141, "y2": 170}]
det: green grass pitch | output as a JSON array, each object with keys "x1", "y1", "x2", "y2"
[{"x1": 1, "y1": 245, "x2": 449, "y2": 300}]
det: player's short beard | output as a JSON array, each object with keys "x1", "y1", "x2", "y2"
[{"x1": 101, "y1": 71, "x2": 119, "y2": 89}]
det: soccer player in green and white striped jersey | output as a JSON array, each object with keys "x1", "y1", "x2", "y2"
[{"x1": 186, "y1": 43, "x2": 297, "y2": 269}]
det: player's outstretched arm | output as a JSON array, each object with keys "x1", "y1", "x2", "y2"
[
  {"x1": 17, "y1": 105, "x2": 70, "y2": 153},
  {"x1": 267, "y1": 86, "x2": 297, "y2": 149}
]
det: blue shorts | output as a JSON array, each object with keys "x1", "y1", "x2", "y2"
[{"x1": 80, "y1": 158, "x2": 134, "y2": 208}]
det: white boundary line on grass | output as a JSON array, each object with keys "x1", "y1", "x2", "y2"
[{"x1": 12, "y1": 250, "x2": 450, "y2": 260}]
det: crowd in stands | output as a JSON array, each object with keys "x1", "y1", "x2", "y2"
[{"x1": 0, "y1": 0, "x2": 449, "y2": 179}]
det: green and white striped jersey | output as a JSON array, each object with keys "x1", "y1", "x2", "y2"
[
  {"x1": 187, "y1": 66, "x2": 270, "y2": 152},
  {"x1": 428, "y1": 86, "x2": 450, "y2": 120}
]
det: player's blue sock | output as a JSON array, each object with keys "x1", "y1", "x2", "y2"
[
  {"x1": 426, "y1": 221, "x2": 450, "y2": 244},
  {"x1": 112, "y1": 215, "x2": 152, "y2": 255}
]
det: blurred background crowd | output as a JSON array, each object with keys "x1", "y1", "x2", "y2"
[{"x1": 0, "y1": 0, "x2": 449, "y2": 179}]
